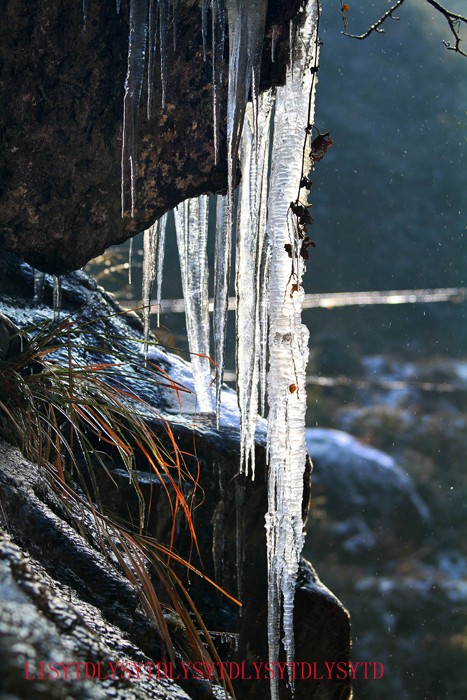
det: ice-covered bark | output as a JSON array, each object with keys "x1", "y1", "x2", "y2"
[
  {"x1": 264, "y1": 3, "x2": 319, "y2": 698},
  {"x1": 235, "y1": 94, "x2": 273, "y2": 477},
  {"x1": 174, "y1": 197, "x2": 212, "y2": 413}
]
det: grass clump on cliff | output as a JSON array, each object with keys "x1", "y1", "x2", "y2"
[{"x1": 0, "y1": 311, "x2": 238, "y2": 696}]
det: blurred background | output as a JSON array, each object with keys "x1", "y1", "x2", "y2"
[{"x1": 87, "y1": 1, "x2": 467, "y2": 697}]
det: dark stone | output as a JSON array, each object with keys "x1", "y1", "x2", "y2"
[
  {"x1": 0, "y1": 0, "x2": 302, "y2": 274},
  {"x1": 306, "y1": 428, "x2": 431, "y2": 559}
]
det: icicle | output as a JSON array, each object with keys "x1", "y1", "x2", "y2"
[
  {"x1": 33, "y1": 270, "x2": 45, "y2": 306},
  {"x1": 172, "y1": 0, "x2": 178, "y2": 52},
  {"x1": 121, "y1": 0, "x2": 149, "y2": 216},
  {"x1": 159, "y1": 0, "x2": 169, "y2": 108},
  {"x1": 142, "y1": 222, "x2": 158, "y2": 356},
  {"x1": 258, "y1": 239, "x2": 270, "y2": 416},
  {"x1": 147, "y1": 0, "x2": 157, "y2": 119},
  {"x1": 201, "y1": 0, "x2": 208, "y2": 61},
  {"x1": 235, "y1": 93, "x2": 273, "y2": 477},
  {"x1": 174, "y1": 197, "x2": 212, "y2": 413},
  {"x1": 264, "y1": 3, "x2": 320, "y2": 699},
  {"x1": 211, "y1": 0, "x2": 225, "y2": 164},
  {"x1": 213, "y1": 194, "x2": 229, "y2": 423},
  {"x1": 82, "y1": 0, "x2": 89, "y2": 29},
  {"x1": 116, "y1": 0, "x2": 122, "y2": 14},
  {"x1": 271, "y1": 25, "x2": 276, "y2": 63},
  {"x1": 155, "y1": 212, "x2": 168, "y2": 327},
  {"x1": 212, "y1": 461, "x2": 226, "y2": 584},
  {"x1": 214, "y1": 0, "x2": 268, "y2": 422},
  {"x1": 234, "y1": 479, "x2": 245, "y2": 601},
  {"x1": 128, "y1": 237, "x2": 134, "y2": 285},
  {"x1": 53, "y1": 275, "x2": 62, "y2": 322}
]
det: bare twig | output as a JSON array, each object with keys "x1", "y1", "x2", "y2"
[
  {"x1": 343, "y1": 0, "x2": 405, "y2": 40},
  {"x1": 425, "y1": 0, "x2": 467, "y2": 56},
  {"x1": 342, "y1": 0, "x2": 467, "y2": 57}
]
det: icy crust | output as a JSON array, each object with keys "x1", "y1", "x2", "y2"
[{"x1": 264, "y1": 3, "x2": 319, "y2": 697}]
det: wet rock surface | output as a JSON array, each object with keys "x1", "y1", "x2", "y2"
[{"x1": 0, "y1": 446, "x2": 192, "y2": 700}]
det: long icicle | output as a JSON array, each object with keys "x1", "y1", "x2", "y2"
[
  {"x1": 155, "y1": 212, "x2": 168, "y2": 327},
  {"x1": 147, "y1": 0, "x2": 158, "y2": 119},
  {"x1": 142, "y1": 221, "x2": 159, "y2": 357},
  {"x1": 159, "y1": 0, "x2": 169, "y2": 108},
  {"x1": 214, "y1": 0, "x2": 268, "y2": 424},
  {"x1": 174, "y1": 198, "x2": 212, "y2": 413},
  {"x1": 236, "y1": 92, "x2": 274, "y2": 478},
  {"x1": 264, "y1": 4, "x2": 320, "y2": 700},
  {"x1": 121, "y1": 0, "x2": 149, "y2": 217}
]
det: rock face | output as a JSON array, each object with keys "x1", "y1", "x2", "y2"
[
  {"x1": 306, "y1": 428, "x2": 431, "y2": 557},
  {"x1": 0, "y1": 260, "x2": 352, "y2": 700},
  {"x1": 0, "y1": 444, "x2": 194, "y2": 700},
  {"x1": 0, "y1": 0, "x2": 300, "y2": 274}
]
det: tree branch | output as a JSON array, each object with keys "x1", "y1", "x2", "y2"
[
  {"x1": 342, "y1": 0, "x2": 467, "y2": 57},
  {"x1": 342, "y1": 0, "x2": 405, "y2": 40},
  {"x1": 425, "y1": 0, "x2": 467, "y2": 57}
]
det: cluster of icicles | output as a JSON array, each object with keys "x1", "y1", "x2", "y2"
[{"x1": 53, "y1": 2, "x2": 320, "y2": 699}]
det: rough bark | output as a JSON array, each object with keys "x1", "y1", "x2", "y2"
[{"x1": 0, "y1": 0, "x2": 301, "y2": 274}]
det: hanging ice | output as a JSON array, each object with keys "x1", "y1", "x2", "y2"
[
  {"x1": 159, "y1": 0, "x2": 169, "y2": 108},
  {"x1": 235, "y1": 93, "x2": 273, "y2": 477},
  {"x1": 142, "y1": 222, "x2": 158, "y2": 355},
  {"x1": 82, "y1": 0, "x2": 89, "y2": 28},
  {"x1": 121, "y1": 0, "x2": 149, "y2": 216},
  {"x1": 264, "y1": 3, "x2": 319, "y2": 700},
  {"x1": 201, "y1": 0, "x2": 208, "y2": 61},
  {"x1": 155, "y1": 212, "x2": 168, "y2": 327},
  {"x1": 174, "y1": 197, "x2": 212, "y2": 413},
  {"x1": 146, "y1": 0, "x2": 158, "y2": 119},
  {"x1": 53, "y1": 275, "x2": 62, "y2": 322},
  {"x1": 210, "y1": 0, "x2": 225, "y2": 163},
  {"x1": 33, "y1": 270, "x2": 46, "y2": 306},
  {"x1": 214, "y1": 0, "x2": 268, "y2": 420}
]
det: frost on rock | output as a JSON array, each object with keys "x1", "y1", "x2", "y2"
[
  {"x1": 236, "y1": 94, "x2": 273, "y2": 477},
  {"x1": 174, "y1": 197, "x2": 212, "y2": 413},
  {"x1": 264, "y1": 3, "x2": 319, "y2": 698}
]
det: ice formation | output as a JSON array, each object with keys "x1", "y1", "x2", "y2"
[
  {"x1": 118, "y1": 1, "x2": 320, "y2": 697},
  {"x1": 264, "y1": 4, "x2": 319, "y2": 696},
  {"x1": 235, "y1": 94, "x2": 273, "y2": 477},
  {"x1": 121, "y1": 0, "x2": 149, "y2": 216},
  {"x1": 155, "y1": 212, "x2": 168, "y2": 327},
  {"x1": 174, "y1": 197, "x2": 212, "y2": 413}
]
